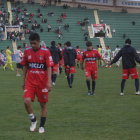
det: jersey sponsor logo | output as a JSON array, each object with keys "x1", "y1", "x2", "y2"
[
  {"x1": 85, "y1": 57, "x2": 96, "y2": 61},
  {"x1": 42, "y1": 88, "x2": 48, "y2": 92},
  {"x1": 30, "y1": 70, "x2": 45, "y2": 74},
  {"x1": 28, "y1": 62, "x2": 46, "y2": 70}
]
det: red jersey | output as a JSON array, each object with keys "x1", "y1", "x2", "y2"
[
  {"x1": 82, "y1": 49, "x2": 102, "y2": 68},
  {"x1": 76, "y1": 49, "x2": 81, "y2": 57},
  {"x1": 21, "y1": 46, "x2": 53, "y2": 88}
]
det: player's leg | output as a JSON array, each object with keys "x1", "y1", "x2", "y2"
[
  {"x1": 91, "y1": 69, "x2": 97, "y2": 95},
  {"x1": 52, "y1": 64, "x2": 58, "y2": 86},
  {"x1": 130, "y1": 68, "x2": 140, "y2": 95},
  {"x1": 92, "y1": 79, "x2": 96, "y2": 95},
  {"x1": 16, "y1": 63, "x2": 20, "y2": 76},
  {"x1": 85, "y1": 67, "x2": 91, "y2": 95},
  {"x1": 121, "y1": 79, "x2": 126, "y2": 95},
  {"x1": 24, "y1": 86, "x2": 37, "y2": 131},
  {"x1": 69, "y1": 66, "x2": 76, "y2": 88},
  {"x1": 39, "y1": 102, "x2": 47, "y2": 133},
  {"x1": 59, "y1": 61, "x2": 63, "y2": 74},
  {"x1": 86, "y1": 77, "x2": 91, "y2": 96},
  {"x1": 120, "y1": 69, "x2": 128, "y2": 96},
  {"x1": 3, "y1": 61, "x2": 8, "y2": 70},
  {"x1": 24, "y1": 98, "x2": 37, "y2": 132},
  {"x1": 135, "y1": 79, "x2": 139, "y2": 95},
  {"x1": 9, "y1": 59, "x2": 14, "y2": 71}
]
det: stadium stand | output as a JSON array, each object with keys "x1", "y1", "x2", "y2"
[{"x1": 0, "y1": 1, "x2": 140, "y2": 51}]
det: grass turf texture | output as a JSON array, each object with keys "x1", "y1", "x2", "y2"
[{"x1": 0, "y1": 64, "x2": 140, "y2": 140}]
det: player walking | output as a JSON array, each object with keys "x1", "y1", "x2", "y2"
[
  {"x1": 50, "y1": 41, "x2": 62, "y2": 86},
  {"x1": 63, "y1": 41, "x2": 77, "y2": 88},
  {"x1": 15, "y1": 46, "x2": 23, "y2": 76},
  {"x1": 21, "y1": 33, "x2": 53, "y2": 133},
  {"x1": 109, "y1": 39, "x2": 140, "y2": 95},
  {"x1": 81, "y1": 41, "x2": 106, "y2": 96},
  {"x1": 4, "y1": 46, "x2": 14, "y2": 71}
]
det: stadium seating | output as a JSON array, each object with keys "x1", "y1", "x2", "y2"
[
  {"x1": 1, "y1": 1, "x2": 140, "y2": 51},
  {"x1": 98, "y1": 10, "x2": 140, "y2": 49}
]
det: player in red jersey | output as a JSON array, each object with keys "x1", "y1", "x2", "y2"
[
  {"x1": 76, "y1": 46, "x2": 82, "y2": 68},
  {"x1": 21, "y1": 33, "x2": 53, "y2": 133},
  {"x1": 81, "y1": 41, "x2": 106, "y2": 96}
]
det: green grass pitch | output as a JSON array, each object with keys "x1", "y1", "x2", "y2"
[{"x1": 0, "y1": 64, "x2": 140, "y2": 140}]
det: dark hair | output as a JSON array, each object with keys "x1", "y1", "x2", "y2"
[
  {"x1": 66, "y1": 41, "x2": 71, "y2": 47},
  {"x1": 116, "y1": 45, "x2": 119, "y2": 48},
  {"x1": 125, "y1": 38, "x2": 131, "y2": 45},
  {"x1": 29, "y1": 33, "x2": 40, "y2": 41},
  {"x1": 51, "y1": 41, "x2": 55, "y2": 46},
  {"x1": 86, "y1": 41, "x2": 92, "y2": 47},
  {"x1": 7, "y1": 46, "x2": 10, "y2": 49},
  {"x1": 1, "y1": 49, "x2": 3, "y2": 53},
  {"x1": 76, "y1": 46, "x2": 79, "y2": 49},
  {"x1": 18, "y1": 46, "x2": 21, "y2": 49},
  {"x1": 58, "y1": 43, "x2": 61, "y2": 46}
]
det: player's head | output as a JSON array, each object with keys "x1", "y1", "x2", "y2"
[
  {"x1": 86, "y1": 41, "x2": 92, "y2": 51},
  {"x1": 106, "y1": 46, "x2": 109, "y2": 49},
  {"x1": 7, "y1": 46, "x2": 10, "y2": 49},
  {"x1": 18, "y1": 46, "x2": 21, "y2": 50},
  {"x1": 1, "y1": 49, "x2": 3, "y2": 53},
  {"x1": 51, "y1": 41, "x2": 56, "y2": 46},
  {"x1": 116, "y1": 45, "x2": 119, "y2": 48},
  {"x1": 64, "y1": 43, "x2": 67, "y2": 48},
  {"x1": 76, "y1": 46, "x2": 79, "y2": 49},
  {"x1": 29, "y1": 33, "x2": 40, "y2": 51},
  {"x1": 125, "y1": 38, "x2": 131, "y2": 45},
  {"x1": 57, "y1": 43, "x2": 61, "y2": 48},
  {"x1": 97, "y1": 45, "x2": 99, "y2": 48},
  {"x1": 66, "y1": 41, "x2": 71, "y2": 47}
]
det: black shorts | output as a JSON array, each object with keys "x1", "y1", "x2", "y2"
[{"x1": 16, "y1": 63, "x2": 23, "y2": 69}]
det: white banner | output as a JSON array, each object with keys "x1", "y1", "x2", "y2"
[
  {"x1": 75, "y1": 0, "x2": 113, "y2": 6},
  {"x1": 117, "y1": 0, "x2": 140, "y2": 7}
]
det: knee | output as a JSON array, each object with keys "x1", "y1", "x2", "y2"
[
  {"x1": 40, "y1": 103, "x2": 47, "y2": 110},
  {"x1": 24, "y1": 98, "x2": 31, "y2": 106}
]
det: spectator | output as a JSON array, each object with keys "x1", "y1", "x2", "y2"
[{"x1": 48, "y1": 24, "x2": 51, "y2": 32}]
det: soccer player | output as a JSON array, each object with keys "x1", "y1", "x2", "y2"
[
  {"x1": 0, "y1": 50, "x2": 7, "y2": 70},
  {"x1": 50, "y1": 41, "x2": 62, "y2": 85},
  {"x1": 104, "y1": 46, "x2": 112, "y2": 68},
  {"x1": 81, "y1": 41, "x2": 106, "y2": 96},
  {"x1": 21, "y1": 33, "x2": 53, "y2": 133},
  {"x1": 15, "y1": 46, "x2": 23, "y2": 76},
  {"x1": 109, "y1": 39, "x2": 140, "y2": 96},
  {"x1": 57, "y1": 43, "x2": 63, "y2": 74},
  {"x1": 63, "y1": 41, "x2": 77, "y2": 88},
  {"x1": 76, "y1": 46, "x2": 82, "y2": 68},
  {"x1": 4, "y1": 46, "x2": 14, "y2": 71}
]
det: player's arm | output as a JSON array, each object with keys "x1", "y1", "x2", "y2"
[
  {"x1": 21, "y1": 50, "x2": 28, "y2": 89},
  {"x1": 47, "y1": 67, "x2": 52, "y2": 92},
  {"x1": 96, "y1": 51, "x2": 107, "y2": 64},
  {"x1": 133, "y1": 48, "x2": 140, "y2": 63},
  {"x1": 81, "y1": 52, "x2": 85, "y2": 70},
  {"x1": 22, "y1": 66, "x2": 27, "y2": 89},
  {"x1": 110, "y1": 49, "x2": 122, "y2": 65}
]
